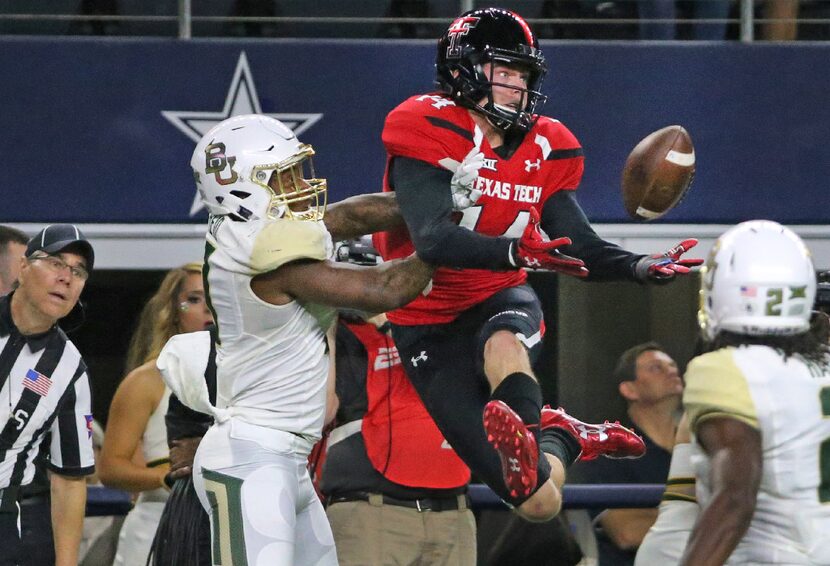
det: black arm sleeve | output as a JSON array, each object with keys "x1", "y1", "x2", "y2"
[
  {"x1": 540, "y1": 191, "x2": 645, "y2": 282},
  {"x1": 391, "y1": 156, "x2": 515, "y2": 270},
  {"x1": 334, "y1": 321, "x2": 370, "y2": 424}
]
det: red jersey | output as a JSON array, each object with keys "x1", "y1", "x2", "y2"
[
  {"x1": 377, "y1": 93, "x2": 585, "y2": 325},
  {"x1": 347, "y1": 321, "x2": 470, "y2": 489}
]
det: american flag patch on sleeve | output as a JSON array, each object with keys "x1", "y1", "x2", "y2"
[{"x1": 23, "y1": 369, "x2": 52, "y2": 397}]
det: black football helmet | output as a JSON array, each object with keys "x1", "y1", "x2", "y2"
[{"x1": 436, "y1": 7, "x2": 547, "y2": 132}]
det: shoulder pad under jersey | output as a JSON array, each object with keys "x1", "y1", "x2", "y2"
[
  {"x1": 683, "y1": 348, "x2": 760, "y2": 432},
  {"x1": 211, "y1": 218, "x2": 333, "y2": 275},
  {"x1": 383, "y1": 94, "x2": 475, "y2": 166}
]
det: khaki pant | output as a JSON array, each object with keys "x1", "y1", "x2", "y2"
[{"x1": 327, "y1": 496, "x2": 477, "y2": 566}]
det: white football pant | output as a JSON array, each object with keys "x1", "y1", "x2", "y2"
[{"x1": 193, "y1": 419, "x2": 337, "y2": 566}]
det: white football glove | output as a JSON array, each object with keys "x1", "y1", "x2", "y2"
[{"x1": 440, "y1": 125, "x2": 485, "y2": 211}]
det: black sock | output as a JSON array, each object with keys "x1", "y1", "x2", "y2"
[
  {"x1": 539, "y1": 427, "x2": 582, "y2": 468},
  {"x1": 490, "y1": 372, "x2": 543, "y2": 440}
]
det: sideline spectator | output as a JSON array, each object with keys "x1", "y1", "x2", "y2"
[
  {"x1": 99, "y1": 263, "x2": 213, "y2": 566},
  {"x1": 573, "y1": 342, "x2": 683, "y2": 565},
  {"x1": 149, "y1": 329, "x2": 216, "y2": 566},
  {"x1": 322, "y1": 309, "x2": 476, "y2": 565}
]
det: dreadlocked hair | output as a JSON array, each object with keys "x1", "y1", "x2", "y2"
[{"x1": 707, "y1": 312, "x2": 830, "y2": 372}]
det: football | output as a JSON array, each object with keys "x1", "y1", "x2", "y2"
[{"x1": 621, "y1": 125, "x2": 695, "y2": 221}]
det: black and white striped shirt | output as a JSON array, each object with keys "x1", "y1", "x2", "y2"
[{"x1": 0, "y1": 294, "x2": 94, "y2": 489}]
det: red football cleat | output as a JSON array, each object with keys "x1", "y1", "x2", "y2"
[
  {"x1": 540, "y1": 406, "x2": 646, "y2": 461},
  {"x1": 483, "y1": 400, "x2": 539, "y2": 499}
]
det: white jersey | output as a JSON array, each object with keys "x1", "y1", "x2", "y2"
[
  {"x1": 204, "y1": 215, "x2": 336, "y2": 439},
  {"x1": 684, "y1": 345, "x2": 830, "y2": 565}
]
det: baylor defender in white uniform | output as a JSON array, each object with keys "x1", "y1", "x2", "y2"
[
  {"x1": 203, "y1": 213, "x2": 335, "y2": 436},
  {"x1": 685, "y1": 345, "x2": 830, "y2": 565},
  {"x1": 191, "y1": 115, "x2": 338, "y2": 566},
  {"x1": 679, "y1": 220, "x2": 830, "y2": 566},
  {"x1": 194, "y1": 214, "x2": 337, "y2": 566},
  {"x1": 175, "y1": 114, "x2": 454, "y2": 566}
]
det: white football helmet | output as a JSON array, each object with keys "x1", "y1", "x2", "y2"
[
  {"x1": 190, "y1": 114, "x2": 326, "y2": 221},
  {"x1": 699, "y1": 220, "x2": 816, "y2": 340}
]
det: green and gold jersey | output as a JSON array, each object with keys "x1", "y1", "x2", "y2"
[{"x1": 684, "y1": 345, "x2": 830, "y2": 564}]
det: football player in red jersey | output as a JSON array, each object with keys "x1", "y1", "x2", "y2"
[{"x1": 374, "y1": 7, "x2": 700, "y2": 522}]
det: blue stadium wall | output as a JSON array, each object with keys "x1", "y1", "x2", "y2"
[{"x1": 2, "y1": 37, "x2": 828, "y2": 224}]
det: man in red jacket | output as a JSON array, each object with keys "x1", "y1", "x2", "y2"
[{"x1": 322, "y1": 309, "x2": 476, "y2": 565}]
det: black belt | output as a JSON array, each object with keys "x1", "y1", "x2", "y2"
[{"x1": 327, "y1": 491, "x2": 469, "y2": 512}]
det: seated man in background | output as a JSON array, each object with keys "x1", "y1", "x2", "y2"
[
  {"x1": 573, "y1": 342, "x2": 683, "y2": 565},
  {"x1": 679, "y1": 220, "x2": 830, "y2": 565}
]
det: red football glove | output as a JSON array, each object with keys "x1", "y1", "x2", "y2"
[
  {"x1": 635, "y1": 238, "x2": 704, "y2": 281},
  {"x1": 510, "y1": 208, "x2": 589, "y2": 278}
]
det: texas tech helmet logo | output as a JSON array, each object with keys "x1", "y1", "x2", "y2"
[{"x1": 446, "y1": 16, "x2": 479, "y2": 58}]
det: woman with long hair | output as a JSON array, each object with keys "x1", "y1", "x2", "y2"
[{"x1": 99, "y1": 263, "x2": 213, "y2": 566}]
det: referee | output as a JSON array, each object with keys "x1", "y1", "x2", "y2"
[{"x1": 0, "y1": 224, "x2": 96, "y2": 566}]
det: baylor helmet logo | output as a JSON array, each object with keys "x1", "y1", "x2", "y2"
[{"x1": 204, "y1": 142, "x2": 238, "y2": 186}]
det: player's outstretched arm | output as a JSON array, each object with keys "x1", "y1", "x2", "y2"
[
  {"x1": 678, "y1": 417, "x2": 761, "y2": 566},
  {"x1": 325, "y1": 192, "x2": 403, "y2": 241},
  {"x1": 539, "y1": 192, "x2": 701, "y2": 283},
  {"x1": 393, "y1": 156, "x2": 515, "y2": 270},
  {"x1": 251, "y1": 255, "x2": 434, "y2": 313},
  {"x1": 540, "y1": 191, "x2": 643, "y2": 281},
  {"x1": 510, "y1": 207, "x2": 587, "y2": 277},
  {"x1": 633, "y1": 239, "x2": 703, "y2": 282}
]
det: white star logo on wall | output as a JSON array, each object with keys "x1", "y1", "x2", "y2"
[{"x1": 162, "y1": 51, "x2": 323, "y2": 216}]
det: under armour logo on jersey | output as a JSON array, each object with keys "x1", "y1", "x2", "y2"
[
  {"x1": 508, "y1": 457, "x2": 521, "y2": 473},
  {"x1": 524, "y1": 159, "x2": 541, "y2": 172},
  {"x1": 524, "y1": 257, "x2": 541, "y2": 268},
  {"x1": 411, "y1": 351, "x2": 428, "y2": 367}
]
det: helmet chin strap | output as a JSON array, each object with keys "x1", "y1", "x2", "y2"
[{"x1": 483, "y1": 101, "x2": 523, "y2": 132}]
